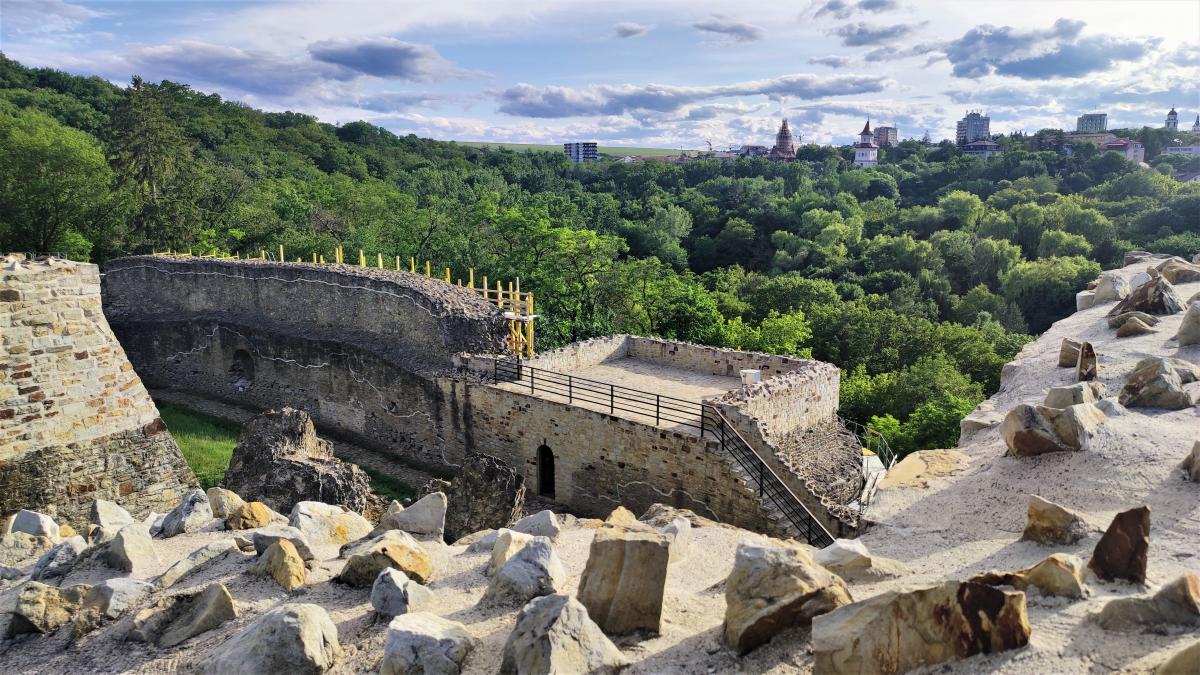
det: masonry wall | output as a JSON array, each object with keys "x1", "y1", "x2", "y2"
[
  {"x1": 0, "y1": 255, "x2": 196, "y2": 527},
  {"x1": 627, "y1": 337, "x2": 818, "y2": 379},
  {"x1": 458, "y1": 382, "x2": 780, "y2": 534}
]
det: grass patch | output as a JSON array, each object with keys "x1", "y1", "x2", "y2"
[
  {"x1": 158, "y1": 403, "x2": 240, "y2": 490},
  {"x1": 362, "y1": 467, "x2": 415, "y2": 503},
  {"x1": 159, "y1": 402, "x2": 417, "y2": 500}
]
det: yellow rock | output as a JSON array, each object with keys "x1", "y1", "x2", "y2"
[
  {"x1": 227, "y1": 502, "x2": 271, "y2": 530},
  {"x1": 251, "y1": 539, "x2": 305, "y2": 592}
]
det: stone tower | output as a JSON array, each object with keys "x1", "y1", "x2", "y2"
[
  {"x1": 1166, "y1": 107, "x2": 1178, "y2": 131},
  {"x1": 768, "y1": 119, "x2": 796, "y2": 161},
  {"x1": 0, "y1": 254, "x2": 196, "y2": 528}
]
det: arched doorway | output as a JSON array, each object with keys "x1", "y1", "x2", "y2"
[{"x1": 537, "y1": 444, "x2": 555, "y2": 499}]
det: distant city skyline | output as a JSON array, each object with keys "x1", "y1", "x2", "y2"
[{"x1": 1, "y1": 0, "x2": 1197, "y2": 147}]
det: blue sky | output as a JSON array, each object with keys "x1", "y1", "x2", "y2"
[{"x1": 2, "y1": 0, "x2": 1198, "y2": 148}]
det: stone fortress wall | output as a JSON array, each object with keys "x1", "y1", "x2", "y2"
[
  {"x1": 101, "y1": 256, "x2": 852, "y2": 538},
  {"x1": 0, "y1": 255, "x2": 196, "y2": 528}
]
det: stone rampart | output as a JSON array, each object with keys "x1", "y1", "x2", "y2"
[
  {"x1": 0, "y1": 255, "x2": 195, "y2": 527},
  {"x1": 627, "y1": 336, "x2": 817, "y2": 379}
]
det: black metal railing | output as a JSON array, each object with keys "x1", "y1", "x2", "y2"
[
  {"x1": 494, "y1": 359, "x2": 708, "y2": 435},
  {"x1": 701, "y1": 406, "x2": 836, "y2": 547}
]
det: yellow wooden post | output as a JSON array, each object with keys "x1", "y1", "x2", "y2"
[
  {"x1": 279, "y1": 244, "x2": 285, "y2": 262},
  {"x1": 312, "y1": 252, "x2": 318, "y2": 264},
  {"x1": 335, "y1": 246, "x2": 342, "y2": 264},
  {"x1": 410, "y1": 257, "x2": 416, "y2": 273},
  {"x1": 444, "y1": 267, "x2": 451, "y2": 283},
  {"x1": 377, "y1": 253, "x2": 383, "y2": 268},
  {"x1": 526, "y1": 293, "x2": 535, "y2": 357},
  {"x1": 395, "y1": 256, "x2": 401, "y2": 271},
  {"x1": 260, "y1": 249, "x2": 266, "y2": 260},
  {"x1": 468, "y1": 268, "x2": 474, "y2": 289},
  {"x1": 495, "y1": 280, "x2": 503, "y2": 308},
  {"x1": 482, "y1": 275, "x2": 488, "y2": 298},
  {"x1": 425, "y1": 260, "x2": 431, "y2": 277},
  {"x1": 358, "y1": 249, "x2": 366, "y2": 267},
  {"x1": 319, "y1": 255, "x2": 326, "y2": 264}
]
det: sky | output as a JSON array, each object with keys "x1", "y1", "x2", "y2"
[{"x1": 1, "y1": 0, "x2": 1198, "y2": 148}]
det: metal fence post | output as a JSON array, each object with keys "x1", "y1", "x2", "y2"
[
  {"x1": 609, "y1": 384, "x2": 615, "y2": 414},
  {"x1": 699, "y1": 405, "x2": 706, "y2": 437},
  {"x1": 655, "y1": 395, "x2": 661, "y2": 425},
  {"x1": 568, "y1": 376, "x2": 573, "y2": 403},
  {"x1": 758, "y1": 462, "x2": 764, "y2": 496},
  {"x1": 529, "y1": 366, "x2": 535, "y2": 394}
]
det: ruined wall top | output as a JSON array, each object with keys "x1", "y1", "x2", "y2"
[{"x1": 102, "y1": 256, "x2": 511, "y2": 370}]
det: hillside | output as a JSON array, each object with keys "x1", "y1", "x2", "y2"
[{"x1": 2, "y1": 52, "x2": 1198, "y2": 458}]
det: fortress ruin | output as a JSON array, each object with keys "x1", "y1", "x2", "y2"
[
  {"x1": 97, "y1": 255, "x2": 875, "y2": 544},
  {"x1": 0, "y1": 255, "x2": 196, "y2": 528}
]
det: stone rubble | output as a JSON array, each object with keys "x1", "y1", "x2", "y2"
[
  {"x1": 1176, "y1": 301, "x2": 1200, "y2": 346},
  {"x1": 1119, "y1": 357, "x2": 1198, "y2": 410},
  {"x1": 371, "y1": 568, "x2": 434, "y2": 617},
  {"x1": 812, "y1": 538, "x2": 911, "y2": 582},
  {"x1": 376, "y1": 491, "x2": 447, "y2": 540},
  {"x1": 499, "y1": 593, "x2": 629, "y2": 675},
  {"x1": 205, "y1": 487, "x2": 246, "y2": 520},
  {"x1": 1107, "y1": 277, "x2": 1186, "y2": 316},
  {"x1": 156, "y1": 539, "x2": 239, "y2": 589},
  {"x1": 1001, "y1": 402, "x2": 1106, "y2": 456},
  {"x1": 196, "y1": 603, "x2": 342, "y2": 675},
  {"x1": 487, "y1": 528, "x2": 534, "y2": 577},
  {"x1": 1182, "y1": 441, "x2": 1200, "y2": 482},
  {"x1": 128, "y1": 582, "x2": 238, "y2": 648},
  {"x1": 30, "y1": 535, "x2": 87, "y2": 581},
  {"x1": 8, "y1": 581, "x2": 92, "y2": 636},
  {"x1": 482, "y1": 536, "x2": 565, "y2": 606},
  {"x1": 289, "y1": 501, "x2": 372, "y2": 546},
  {"x1": 226, "y1": 501, "x2": 271, "y2": 530},
  {"x1": 1088, "y1": 506, "x2": 1151, "y2": 585},
  {"x1": 381, "y1": 613, "x2": 476, "y2": 675},
  {"x1": 440, "y1": 453, "x2": 526, "y2": 543},
  {"x1": 159, "y1": 488, "x2": 214, "y2": 538},
  {"x1": 1095, "y1": 573, "x2": 1200, "y2": 631},
  {"x1": 72, "y1": 577, "x2": 154, "y2": 637},
  {"x1": 252, "y1": 539, "x2": 307, "y2": 592},
  {"x1": 971, "y1": 553, "x2": 1088, "y2": 599},
  {"x1": 1021, "y1": 495, "x2": 1091, "y2": 545},
  {"x1": 577, "y1": 522, "x2": 671, "y2": 635},
  {"x1": 88, "y1": 499, "x2": 135, "y2": 544},
  {"x1": 338, "y1": 530, "x2": 433, "y2": 587},
  {"x1": 103, "y1": 523, "x2": 160, "y2": 575}
]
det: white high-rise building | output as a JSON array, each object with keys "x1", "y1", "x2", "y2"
[
  {"x1": 956, "y1": 111, "x2": 990, "y2": 145},
  {"x1": 563, "y1": 141, "x2": 598, "y2": 162},
  {"x1": 854, "y1": 120, "x2": 879, "y2": 167},
  {"x1": 1076, "y1": 113, "x2": 1107, "y2": 133}
]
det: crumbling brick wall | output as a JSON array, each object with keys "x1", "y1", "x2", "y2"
[{"x1": 0, "y1": 255, "x2": 196, "y2": 527}]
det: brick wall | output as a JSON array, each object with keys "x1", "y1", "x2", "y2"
[{"x1": 0, "y1": 255, "x2": 195, "y2": 527}]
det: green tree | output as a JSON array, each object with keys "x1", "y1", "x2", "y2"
[
  {"x1": 1001, "y1": 256, "x2": 1100, "y2": 332},
  {"x1": 0, "y1": 106, "x2": 123, "y2": 257}
]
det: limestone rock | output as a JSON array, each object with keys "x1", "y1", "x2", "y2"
[
  {"x1": 251, "y1": 525, "x2": 316, "y2": 561},
  {"x1": 377, "y1": 492, "x2": 447, "y2": 540},
  {"x1": 1058, "y1": 338, "x2": 1081, "y2": 368},
  {"x1": 1108, "y1": 311, "x2": 1161, "y2": 330},
  {"x1": 1176, "y1": 302, "x2": 1200, "y2": 346},
  {"x1": 1001, "y1": 402, "x2": 1105, "y2": 456},
  {"x1": 1021, "y1": 495, "x2": 1090, "y2": 545},
  {"x1": 58, "y1": 523, "x2": 76, "y2": 538},
  {"x1": 511, "y1": 510, "x2": 561, "y2": 539},
  {"x1": 73, "y1": 578, "x2": 154, "y2": 636},
  {"x1": 206, "y1": 487, "x2": 247, "y2": 519},
  {"x1": 338, "y1": 530, "x2": 433, "y2": 586},
  {"x1": 385, "y1": 500, "x2": 404, "y2": 516},
  {"x1": 371, "y1": 568, "x2": 434, "y2": 617},
  {"x1": 1119, "y1": 357, "x2": 1197, "y2": 410},
  {"x1": 724, "y1": 541, "x2": 852, "y2": 653},
  {"x1": 31, "y1": 535, "x2": 87, "y2": 581},
  {"x1": 221, "y1": 407, "x2": 373, "y2": 514},
  {"x1": 197, "y1": 603, "x2": 341, "y2": 675},
  {"x1": 1076, "y1": 290, "x2": 1095, "y2": 311},
  {"x1": 1094, "y1": 272, "x2": 1132, "y2": 303},
  {"x1": 1182, "y1": 441, "x2": 1200, "y2": 482},
  {"x1": 1088, "y1": 506, "x2": 1150, "y2": 584},
  {"x1": 156, "y1": 539, "x2": 238, "y2": 589},
  {"x1": 454, "y1": 529, "x2": 494, "y2": 547},
  {"x1": 971, "y1": 553, "x2": 1087, "y2": 599},
  {"x1": 105, "y1": 523, "x2": 160, "y2": 576},
  {"x1": 1157, "y1": 640, "x2": 1200, "y2": 674},
  {"x1": 488, "y1": 529, "x2": 533, "y2": 576},
  {"x1": 604, "y1": 506, "x2": 641, "y2": 529},
  {"x1": 812, "y1": 581, "x2": 1031, "y2": 674},
  {"x1": 160, "y1": 488, "x2": 214, "y2": 538},
  {"x1": 129, "y1": 582, "x2": 237, "y2": 648},
  {"x1": 813, "y1": 538, "x2": 910, "y2": 582},
  {"x1": 226, "y1": 502, "x2": 271, "y2": 530},
  {"x1": 1, "y1": 565, "x2": 22, "y2": 580},
  {"x1": 1044, "y1": 382, "x2": 1106, "y2": 409},
  {"x1": 578, "y1": 525, "x2": 671, "y2": 635},
  {"x1": 442, "y1": 453, "x2": 526, "y2": 542},
  {"x1": 9, "y1": 509, "x2": 60, "y2": 540},
  {"x1": 1096, "y1": 573, "x2": 1200, "y2": 631},
  {"x1": 88, "y1": 499, "x2": 135, "y2": 544},
  {"x1": 252, "y1": 539, "x2": 306, "y2": 592},
  {"x1": 1108, "y1": 277, "x2": 1186, "y2": 317},
  {"x1": 290, "y1": 501, "x2": 372, "y2": 546},
  {"x1": 0, "y1": 532, "x2": 55, "y2": 565},
  {"x1": 381, "y1": 613, "x2": 475, "y2": 675},
  {"x1": 233, "y1": 535, "x2": 255, "y2": 552},
  {"x1": 1117, "y1": 317, "x2": 1158, "y2": 337},
  {"x1": 1156, "y1": 258, "x2": 1200, "y2": 284},
  {"x1": 8, "y1": 581, "x2": 91, "y2": 636},
  {"x1": 499, "y1": 594, "x2": 629, "y2": 675},
  {"x1": 482, "y1": 536, "x2": 564, "y2": 605},
  {"x1": 145, "y1": 512, "x2": 166, "y2": 537},
  {"x1": 1075, "y1": 341, "x2": 1098, "y2": 382},
  {"x1": 658, "y1": 516, "x2": 691, "y2": 565}
]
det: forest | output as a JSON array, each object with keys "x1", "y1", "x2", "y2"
[{"x1": 2, "y1": 53, "x2": 1198, "y2": 458}]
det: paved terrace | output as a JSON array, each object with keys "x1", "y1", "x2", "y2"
[{"x1": 491, "y1": 356, "x2": 740, "y2": 434}]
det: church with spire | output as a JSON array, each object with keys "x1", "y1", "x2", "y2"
[
  {"x1": 853, "y1": 120, "x2": 878, "y2": 167},
  {"x1": 768, "y1": 119, "x2": 797, "y2": 161}
]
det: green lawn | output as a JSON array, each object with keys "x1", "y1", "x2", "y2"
[
  {"x1": 158, "y1": 403, "x2": 241, "y2": 490},
  {"x1": 158, "y1": 402, "x2": 415, "y2": 500}
]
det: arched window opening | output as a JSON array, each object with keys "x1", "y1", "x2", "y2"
[{"x1": 536, "y1": 444, "x2": 555, "y2": 499}]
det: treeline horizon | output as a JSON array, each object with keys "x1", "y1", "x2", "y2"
[{"x1": 2, "y1": 53, "x2": 1197, "y2": 458}]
